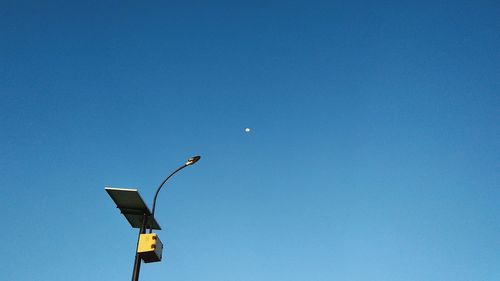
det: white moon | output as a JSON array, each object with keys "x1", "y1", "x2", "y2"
[{"x1": 245, "y1": 128, "x2": 251, "y2": 132}]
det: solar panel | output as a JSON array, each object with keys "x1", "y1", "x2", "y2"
[{"x1": 105, "y1": 187, "x2": 161, "y2": 230}]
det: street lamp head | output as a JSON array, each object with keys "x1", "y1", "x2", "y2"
[{"x1": 185, "y1": 155, "x2": 201, "y2": 166}]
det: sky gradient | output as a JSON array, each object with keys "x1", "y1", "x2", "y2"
[{"x1": 1, "y1": 1, "x2": 499, "y2": 280}]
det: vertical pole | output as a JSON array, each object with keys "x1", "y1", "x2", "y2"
[{"x1": 132, "y1": 213, "x2": 148, "y2": 281}]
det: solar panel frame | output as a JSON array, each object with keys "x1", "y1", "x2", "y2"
[{"x1": 105, "y1": 187, "x2": 161, "y2": 230}]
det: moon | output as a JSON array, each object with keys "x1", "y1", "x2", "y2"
[{"x1": 245, "y1": 128, "x2": 251, "y2": 133}]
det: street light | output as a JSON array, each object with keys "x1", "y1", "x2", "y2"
[
  {"x1": 105, "y1": 155, "x2": 201, "y2": 281},
  {"x1": 150, "y1": 155, "x2": 201, "y2": 232}
]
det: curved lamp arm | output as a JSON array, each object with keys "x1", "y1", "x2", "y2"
[{"x1": 149, "y1": 155, "x2": 201, "y2": 233}]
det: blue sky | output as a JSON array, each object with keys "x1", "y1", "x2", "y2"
[{"x1": 1, "y1": 1, "x2": 499, "y2": 280}]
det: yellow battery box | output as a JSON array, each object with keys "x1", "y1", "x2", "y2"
[{"x1": 137, "y1": 233, "x2": 163, "y2": 263}]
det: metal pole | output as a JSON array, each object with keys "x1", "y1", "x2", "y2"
[
  {"x1": 149, "y1": 164, "x2": 187, "y2": 233},
  {"x1": 132, "y1": 213, "x2": 148, "y2": 281}
]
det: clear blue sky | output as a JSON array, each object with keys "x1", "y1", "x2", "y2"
[{"x1": 1, "y1": 1, "x2": 499, "y2": 280}]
